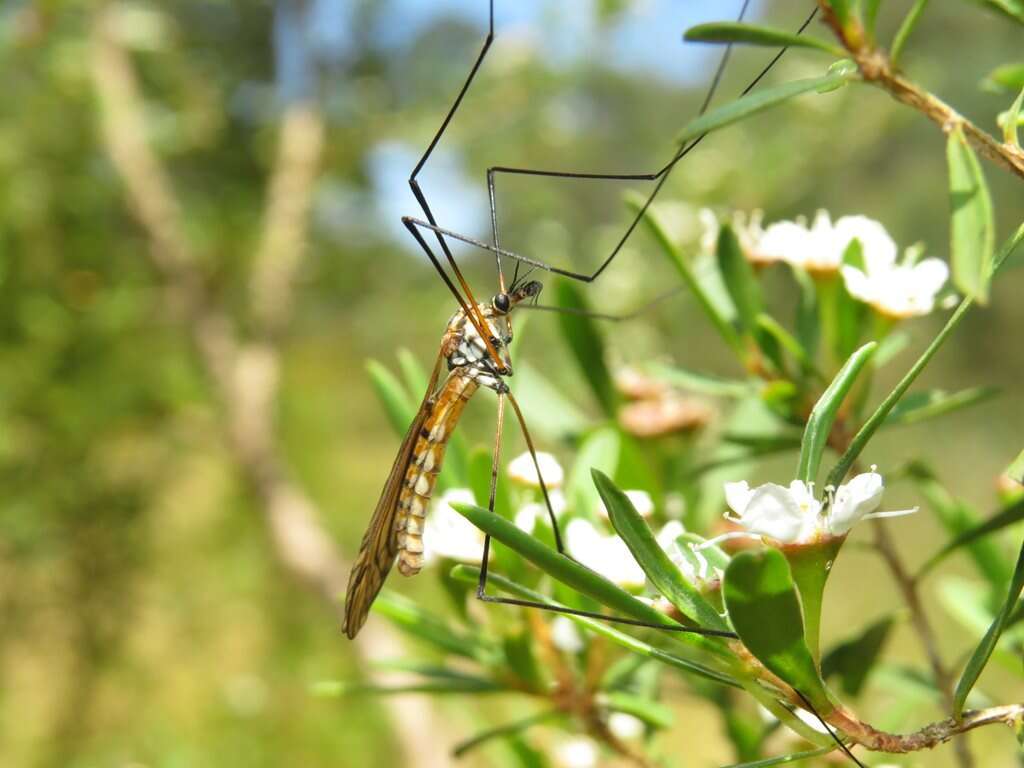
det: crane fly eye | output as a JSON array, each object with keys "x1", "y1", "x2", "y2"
[{"x1": 493, "y1": 293, "x2": 511, "y2": 314}]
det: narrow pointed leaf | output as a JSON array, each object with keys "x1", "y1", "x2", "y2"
[
  {"x1": 684, "y1": 22, "x2": 845, "y2": 57},
  {"x1": 1004, "y1": 87, "x2": 1024, "y2": 146},
  {"x1": 918, "y1": 496, "x2": 1024, "y2": 578},
  {"x1": 797, "y1": 342, "x2": 877, "y2": 483},
  {"x1": 373, "y1": 591, "x2": 483, "y2": 659},
  {"x1": 954, "y1": 537, "x2": 1024, "y2": 715},
  {"x1": 717, "y1": 224, "x2": 763, "y2": 335},
  {"x1": 450, "y1": 565, "x2": 741, "y2": 687},
  {"x1": 821, "y1": 617, "x2": 894, "y2": 696},
  {"x1": 756, "y1": 314, "x2": 818, "y2": 378},
  {"x1": 968, "y1": 0, "x2": 1024, "y2": 25},
  {"x1": 883, "y1": 386, "x2": 998, "y2": 428},
  {"x1": 366, "y1": 359, "x2": 415, "y2": 436},
  {"x1": 453, "y1": 711, "x2": 562, "y2": 758},
  {"x1": 602, "y1": 691, "x2": 674, "y2": 728},
  {"x1": 568, "y1": 427, "x2": 620, "y2": 520},
  {"x1": 626, "y1": 193, "x2": 743, "y2": 354},
  {"x1": 720, "y1": 746, "x2": 834, "y2": 767},
  {"x1": 450, "y1": 502, "x2": 734, "y2": 649},
  {"x1": 1007, "y1": 448, "x2": 1024, "y2": 483},
  {"x1": 947, "y1": 124, "x2": 995, "y2": 303},
  {"x1": 723, "y1": 549, "x2": 832, "y2": 712},
  {"x1": 677, "y1": 70, "x2": 854, "y2": 144},
  {"x1": 593, "y1": 469, "x2": 729, "y2": 632},
  {"x1": 891, "y1": 0, "x2": 932, "y2": 65},
  {"x1": 828, "y1": 222, "x2": 1024, "y2": 487},
  {"x1": 313, "y1": 679, "x2": 506, "y2": 696},
  {"x1": 645, "y1": 361, "x2": 756, "y2": 398},
  {"x1": 983, "y1": 62, "x2": 1024, "y2": 92},
  {"x1": 555, "y1": 280, "x2": 617, "y2": 417}
]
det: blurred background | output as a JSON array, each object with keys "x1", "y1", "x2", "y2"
[{"x1": 1, "y1": 1, "x2": 1022, "y2": 766}]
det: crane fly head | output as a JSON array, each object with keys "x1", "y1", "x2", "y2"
[{"x1": 485, "y1": 281, "x2": 541, "y2": 376}]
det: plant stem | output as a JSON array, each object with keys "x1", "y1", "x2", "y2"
[{"x1": 818, "y1": 1, "x2": 1024, "y2": 181}]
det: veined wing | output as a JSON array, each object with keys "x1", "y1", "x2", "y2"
[{"x1": 343, "y1": 358, "x2": 441, "y2": 638}]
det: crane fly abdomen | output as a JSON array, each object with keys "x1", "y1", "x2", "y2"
[{"x1": 396, "y1": 370, "x2": 479, "y2": 576}]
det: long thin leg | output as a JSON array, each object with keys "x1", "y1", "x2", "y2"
[
  {"x1": 472, "y1": 392, "x2": 736, "y2": 638},
  {"x1": 404, "y1": 5, "x2": 818, "y2": 315},
  {"x1": 407, "y1": 1, "x2": 505, "y2": 313},
  {"x1": 402, "y1": 218, "x2": 508, "y2": 372}
]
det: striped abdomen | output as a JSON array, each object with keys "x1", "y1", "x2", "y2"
[{"x1": 396, "y1": 370, "x2": 479, "y2": 576}]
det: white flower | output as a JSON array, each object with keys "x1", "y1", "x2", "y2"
[
  {"x1": 700, "y1": 207, "x2": 769, "y2": 263},
  {"x1": 566, "y1": 519, "x2": 646, "y2": 588},
  {"x1": 720, "y1": 469, "x2": 916, "y2": 545},
  {"x1": 550, "y1": 616, "x2": 584, "y2": 653},
  {"x1": 608, "y1": 712, "x2": 645, "y2": 741},
  {"x1": 508, "y1": 451, "x2": 564, "y2": 488},
  {"x1": 841, "y1": 244, "x2": 949, "y2": 318},
  {"x1": 553, "y1": 738, "x2": 599, "y2": 768},
  {"x1": 422, "y1": 489, "x2": 488, "y2": 564},
  {"x1": 758, "y1": 211, "x2": 903, "y2": 275},
  {"x1": 657, "y1": 521, "x2": 723, "y2": 584},
  {"x1": 514, "y1": 490, "x2": 567, "y2": 533},
  {"x1": 597, "y1": 489, "x2": 654, "y2": 520}
]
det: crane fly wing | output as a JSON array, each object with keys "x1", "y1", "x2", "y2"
[{"x1": 343, "y1": 356, "x2": 443, "y2": 639}]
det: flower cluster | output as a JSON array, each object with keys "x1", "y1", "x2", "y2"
[
  {"x1": 701, "y1": 209, "x2": 950, "y2": 318},
  {"x1": 718, "y1": 468, "x2": 916, "y2": 547}
]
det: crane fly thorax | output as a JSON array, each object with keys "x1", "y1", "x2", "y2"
[{"x1": 443, "y1": 304, "x2": 513, "y2": 392}]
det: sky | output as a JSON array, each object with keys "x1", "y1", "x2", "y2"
[{"x1": 305, "y1": 0, "x2": 776, "y2": 252}]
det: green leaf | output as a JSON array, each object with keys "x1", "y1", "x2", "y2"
[
  {"x1": 1007, "y1": 448, "x2": 1024, "y2": 483},
  {"x1": 593, "y1": 469, "x2": 729, "y2": 632},
  {"x1": 981, "y1": 62, "x2": 1024, "y2": 92},
  {"x1": 890, "y1": 0, "x2": 932, "y2": 65},
  {"x1": 908, "y1": 463, "x2": 1012, "y2": 589},
  {"x1": 755, "y1": 314, "x2": 818, "y2": 379},
  {"x1": 883, "y1": 386, "x2": 998, "y2": 428},
  {"x1": 451, "y1": 502, "x2": 733, "y2": 652},
  {"x1": 645, "y1": 361, "x2": 756, "y2": 398},
  {"x1": 626, "y1": 193, "x2": 743, "y2": 354},
  {"x1": 723, "y1": 549, "x2": 832, "y2": 712},
  {"x1": 833, "y1": 243, "x2": 868, "y2": 360},
  {"x1": 515, "y1": 361, "x2": 590, "y2": 440},
  {"x1": 953, "y1": 537, "x2": 1024, "y2": 715},
  {"x1": 947, "y1": 124, "x2": 995, "y2": 303},
  {"x1": 451, "y1": 565, "x2": 741, "y2": 686},
  {"x1": 720, "y1": 747, "x2": 833, "y2": 768},
  {"x1": 312, "y1": 678, "x2": 506, "y2": 696},
  {"x1": 965, "y1": 0, "x2": 1024, "y2": 25},
  {"x1": 821, "y1": 617, "x2": 894, "y2": 696},
  {"x1": 717, "y1": 224, "x2": 763, "y2": 336},
  {"x1": 796, "y1": 342, "x2": 877, "y2": 484},
  {"x1": 503, "y1": 629, "x2": 547, "y2": 690},
  {"x1": 677, "y1": 70, "x2": 854, "y2": 144},
  {"x1": 1002, "y1": 87, "x2": 1024, "y2": 147},
  {"x1": 453, "y1": 711, "x2": 562, "y2": 758},
  {"x1": 396, "y1": 347, "x2": 428, "y2": 396},
  {"x1": 366, "y1": 359, "x2": 416, "y2": 437},
  {"x1": 373, "y1": 591, "x2": 484, "y2": 659},
  {"x1": 554, "y1": 280, "x2": 617, "y2": 417},
  {"x1": 828, "y1": 223, "x2": 1024, "y2": 488},
  {"x1": 793, "y1": 268, "x2": 820, "y2": 367},
  {"x1": 601, "y1": 691, "x2": 674, "y2": 729},
  {"x1": 568, "y1": 427, "x2": 620, "y2": 520},
  {"x1": 684, "y1": 22, "x2": 845, "y2": 57},
  {"x1": 918, "y1": 496, "x2": 1024, "y2": 579}
]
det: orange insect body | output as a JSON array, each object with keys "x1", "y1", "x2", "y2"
[
  {"x1": 342, "y1": 280, "x2": 542, "y2": 639},
  {"x1": 395, "y1": 370, "x2": 479, "y2": 576}
]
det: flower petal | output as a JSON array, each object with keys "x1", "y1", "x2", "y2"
[
  {"x1": 724, "y1": 480, "x2": 754, "y2": 515},
  {"x1": 739, "y1": 483, "x2": 807, "y2": 543},
  {"x1": 828, "y1": 471, "x2": 884, "y2": 535}
]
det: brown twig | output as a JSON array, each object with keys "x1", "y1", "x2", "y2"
[
  {"x1": 89, "y1": 9, "x2": 452, "y2": 767},
  {"x1": 817, "y1": 1, "x2": 1024, "y2": 181}
]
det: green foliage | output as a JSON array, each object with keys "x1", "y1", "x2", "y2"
[{"x1": 947, "y1": 125, "x2": 995, "y2": 303}]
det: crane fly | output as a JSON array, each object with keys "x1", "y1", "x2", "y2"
[
  {"x1": 343, "y1": 276, "x2": 544, "y2": 638},
  {"x1": 343, "y1": 0, "x2": 865, "y2": 761}
]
